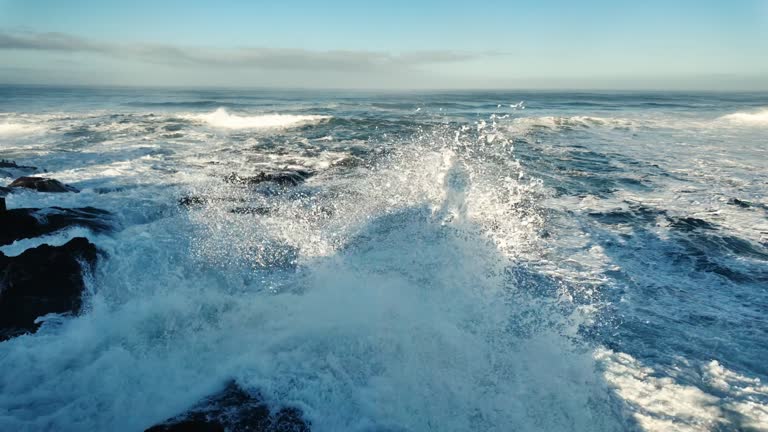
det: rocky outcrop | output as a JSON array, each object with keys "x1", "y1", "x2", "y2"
[
  {"x1": 230, "y1": 206, "x2": 271, "y2": 215},
  {"x1": 0, "y1": 206, "x2": 112, "y2": 246},
  {"x1": 145, "y1": 381, "x2": 309, "y2": 432},
  {"x1": 178, "y1": 195, "x2": 210, "y2": 207},
  {"x1": 0, "y1": 237, "x2": 99, "y2": 340},
  {"x1": 0, "y1": 160, "x2": 39, "y2": 179},
  {"x1": 0, "y1": 160, "x2": 37, "y2": 170},
  {"x1": 224, "y1": 170, "x2": 313, "y2": 187},
  {"x1": 8, "y1": 176, "x2": 79, "y2": 193}
]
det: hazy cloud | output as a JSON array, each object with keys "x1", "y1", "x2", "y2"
[{"x1": 0, "y1": 30, "x2": 489, "y2": 72}]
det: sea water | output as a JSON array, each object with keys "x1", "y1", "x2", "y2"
[{"x1": 0, "y1": 86, "x2": 766, "y2": 431}]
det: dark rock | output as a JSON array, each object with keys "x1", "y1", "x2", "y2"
[
  {"x1": 0, "y1": 186, "x2": 11, "y2": 196},
  {"x1": 0, "y1": 237, "x2": 99, "y2": 340},
  {"x1": 179, "y1": 196, "x2": 210, "y2": 207},
  {"x1": 178, "y1": 196, "x2": 255, "y2": 209},
  {"x1": 224, "y1": 170, "x2": 313, "y2": 187},
  {"x1": 145, "y1": 381, "x2": 309, "y2": 432},
  {"x1": 0, "y1": 160, "x2": 40, "y2": 179},
  {"x1": 229, "y1": 206, "x2": 270, "y2": 215},
  {"x1": 0, "y1": 206, "x2": 113, "y2": 246},
  {"x1": 727, "y1": 198, "x2": 752, "y2": 209},
  {"x1": 0, "y1": 197, "x2": 4, "y2": 213},
  {"x1": 0, "y1": 160, "x2": 37, "y2": 170},
  {"x1": 9, "y1": 176, "x2": 79, "y2": 193},
  {"x1": 668, "y1": 216, "x2": 717, "y2": 232}
]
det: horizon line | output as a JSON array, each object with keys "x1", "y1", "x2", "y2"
[{"x1": 2, "y1": 82, "x2": 767, "y2": 94}]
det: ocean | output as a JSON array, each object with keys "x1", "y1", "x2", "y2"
[{"x1": 0, "y1": 86, "x2": 766, "y2": 431}]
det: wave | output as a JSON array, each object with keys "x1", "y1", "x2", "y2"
[
  {"x1": 0, "y1": 122, "x2": 45, "y2": 137},
  {"x1": 504, "y1": 115, "x2": 635, "y2": 134},
  {"x1": 184, "y1": 107, "x2": 331, "y2": 130},
  {"x1": 123, "y1": 101, "x2": 255, "y2": 109},
  {"x1": 719, "y1": 108, "x2": 768, "y2": 126}
]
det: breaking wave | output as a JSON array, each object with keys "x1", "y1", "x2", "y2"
[
  {"x1": 184, "y1": 107, "x2": 331, "y2": 130},
  {"x1": 0, "y1": 122, "x2": 45, "y2": 137},
  {"x1": 719, "y1": 108, "x2": 768, "y2": 126}
]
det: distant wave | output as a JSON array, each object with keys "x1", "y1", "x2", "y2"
[
  {"x1": 506, "y1": 115, "x2": 634, "y2": 133},
  {"x1": 0, "y1": 122, "x2": 45, "y2": 136},
  {"x1": 124, "y1": 101, "x2": 254, "y2": 109},
  {"x1": 719, "y1": 108, "x2": 768, "y2": 126},
  {"x1": 185, "y1": 107, "x2": 331, "y2": 130}
]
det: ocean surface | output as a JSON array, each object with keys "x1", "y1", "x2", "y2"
[{"x1": 1, "y1": 86, "x2": 767, "y2": 431}]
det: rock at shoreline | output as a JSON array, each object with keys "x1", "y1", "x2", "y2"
[
  {"x1": 145, "y1": 381, "x2": 309, "y2": 432},
  {"x1": 230, "y1": 206, "x2": 271, "y2": 215},
  {"x1": 178, "y1": 195, "x2": 210, "y2": 207},
  {"x1": 0, "y1": 160, "x2": 38, "y2": 170},
  {"x1": 0, "y1": 237, "x2": 99, "y2": 341},
  {"x1": 9, "y1": 176, "x2": 79, "y2": 193},
  {"x1": 0, "y1": 160, "x2": 39, "y2": 179},
  {"x1": 224, "y1": 170, "x2": 313, "y2": 187},
  {"x1": 0, "y1": 206, "x2": 112, "y2": 246}
]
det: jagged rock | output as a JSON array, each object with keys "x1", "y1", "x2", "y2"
[
  {"x1": 224, "y1": 170, "x2": 313, "y2": 187},
  {"x1": 0, "y1": 160, "x2": 37, "y2": 170},
  {"x1": 9, "y1": 176, "x2": 79, "y2": 193},
  {"x1": 178, "y1": 196, "x2": 210, "y2": 207},
  {"x1": 668, "y1": 216, "x2": 717, "y2": 232},
  {"x1": 727, "y1": 198, "x2": 752, "y2": 209},
  {"x1": 145, "y1": 381, "x2": 309, "y2": 432},
  {"x1": 0, "y1": 160, "x2": 39, "y2": 179},
  {"x1": 229, "y1": 206, "x2": 270, "y2": 215},
  {"x1": 0, "y1": 237, "x2": 99, "y2": 341},
  {"x1": 0, "y1": 160, "x2": 38, "y2": 177},
  {"x1": 0, "y1": 206, "x2": 112, "y2": 246}
]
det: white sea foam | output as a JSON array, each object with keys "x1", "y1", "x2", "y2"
[
  {"x1": 719, "y1": 108, "x2": 768, "y2": 126},
  {"x1": 597, "y1": 349, "x2": 768, "y2": 431},
  {"x1": 0, "y1": 122, "x2": 44, "y2": 137},
  {"x1": 0, "y1": 124, "x2": 625, "y2": 432},
  {"x1": 185, "y1": 107, "x2": 331, "y2": 130}
]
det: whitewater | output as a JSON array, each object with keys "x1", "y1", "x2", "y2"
[{"x1": 0, "y1": 87, "x2": 767, "y2": 431}]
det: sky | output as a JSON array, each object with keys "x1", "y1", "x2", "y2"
[{"x1": 0, "y1": 0, "x2": 767, "y2": 90}]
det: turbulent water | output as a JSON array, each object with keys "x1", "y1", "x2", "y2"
[{"x1": 0, "y1": 86, "x2": 767, "y2": 431}]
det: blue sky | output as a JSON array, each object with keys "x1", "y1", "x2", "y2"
[{"x1": 1, "y1": 0, "x2": 766, "y2": 89}]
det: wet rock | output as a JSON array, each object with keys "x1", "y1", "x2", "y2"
[
  {"x1": 145, "y1": 381, "x2": 309, "y2": 432},
  {"x1": 224, "y1": 170, "x2": 313, "y2": 187},
  {"x1": 0, "y1": 206, "x2": 112, "y2": 246},
  {"x1": 178, "y1": 196, "x2": 210, "y2": 207},
  {"x1": 727, "y1": 198, "x2": 752, "y2": 209},
  {"x1": 229, "y1": 206, "x2": 270, "y2": 215},
  {"x1": 9, "y1": 176, "x2": 79, "y2": 193},
  {"x1": 0, "y1": 160, "x2": 37, "y2": 170},
  {"x1": 668, "y1": 216, "x2": 717, "y2": 232},
  {"x1": 0, "y1": 237, "x2": 99, "y2": 341},
  {"x1": 0, "y1": 160, "x2": 39, "y2": 179}
]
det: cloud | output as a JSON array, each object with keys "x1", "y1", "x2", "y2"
[
  {"x1": 0, "y1": 30, "x2": 490, "y2": 72},
  {"x1": 0, "y1": 31, "x2": 102, "y2": 51}
]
